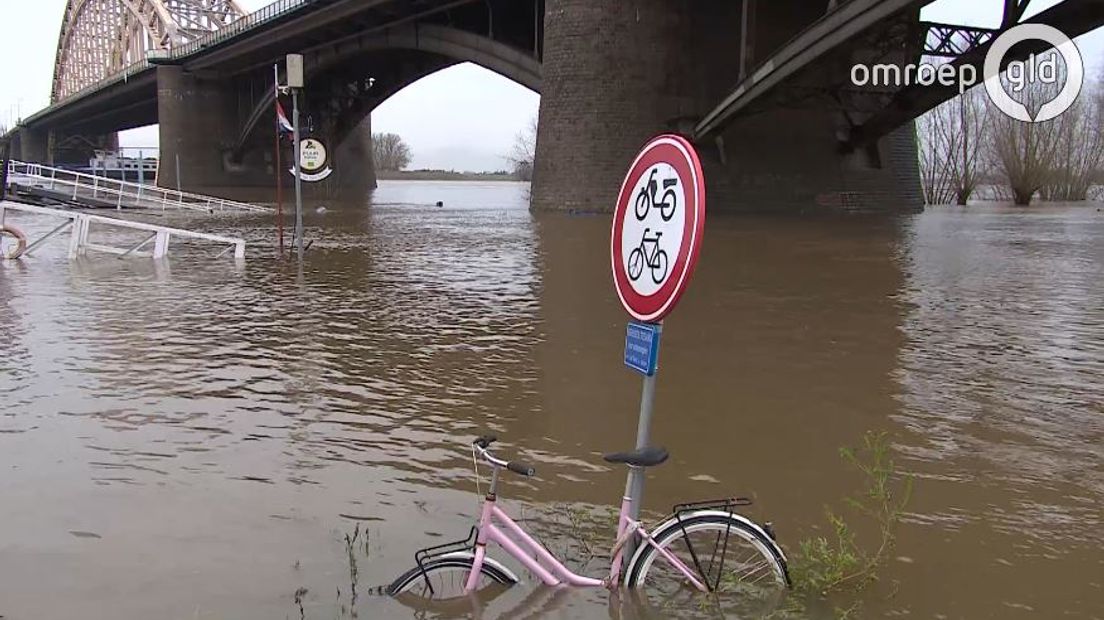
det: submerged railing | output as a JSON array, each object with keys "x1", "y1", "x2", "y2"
[{"x1": 0, "y1": 200, "x2": 246, "y2": 260}]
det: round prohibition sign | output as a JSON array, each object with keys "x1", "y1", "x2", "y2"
[{"x1": 611, "y1": 134, "x2": 706, "y2": 323}]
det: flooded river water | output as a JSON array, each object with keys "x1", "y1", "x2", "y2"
[{"x1": 1, "y1": 182, "x2": 1101, "y2": 619}]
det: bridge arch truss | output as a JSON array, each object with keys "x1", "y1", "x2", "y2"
[{"x1": 51, "y1": 0, "x2": 245, "y2": 103}]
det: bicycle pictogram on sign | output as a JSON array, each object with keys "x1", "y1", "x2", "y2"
[{"x1": 627, "y1": 228, "x2": 668, "y2": 284}]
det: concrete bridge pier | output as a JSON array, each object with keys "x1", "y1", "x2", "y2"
[
  {"x1": 157, "y1": 65, "x2": 244, "y2": 195},
  {"x1": 16, "y1": 126, "x2": 49, "y2": 163},
  {"x1": 311, "y1": 114, "x2": 377, "y2": 203},
  {"x1": 157, "y1": 65, "x2": 376, "y2": 203},
  {"x1": 531, "y1": 0, "x2": 922, "y2": 214}
]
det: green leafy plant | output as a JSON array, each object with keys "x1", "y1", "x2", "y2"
[
  {"x1": 711, "y1": 432, "x2": 914, "y2": 619},
  {"x1": 785, "y1": 431, "x2": 914, "y2": 615}
]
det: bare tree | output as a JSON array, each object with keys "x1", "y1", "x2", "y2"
[
  {"x1": 917, "y1": 110, "x2": 955, "y2": 205},
  {"x1": 372, "y1": 133, "x2": 412, "y2": 171},
  {"x1": 507, "y1": 115, "x2": 537, "y2": 181},
  {"x1": 1094, "y1": 69, "x2": 1104, "y2": 200},
  {"x1": 918, "y1": 86, "x2": 989, "y2": 205},
  {"x1": 986, "y1": 51, "x2": 1066, "y2": 205},
  {"x1": 988, "y1": 116, "x2": 1060, "y2": 205},
  {"x1": 1040, "y1": 86, "x2": 1104, "y2": 201}
]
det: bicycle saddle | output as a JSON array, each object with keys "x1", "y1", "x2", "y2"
[{"x1": 603, "y1": 446, "x2": 669, "y2": 468}]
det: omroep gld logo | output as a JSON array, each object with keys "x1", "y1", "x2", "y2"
[
  {"x1": 850, "y1": 23, "x2": 1084, "y2": 123},
  {"x1": 983, "y1": 23, "x2": 1084, "y2": 123}
]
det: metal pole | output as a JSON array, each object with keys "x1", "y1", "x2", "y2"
[
  {"x1": 292, "y1": 88, "x2": 304, "y2": 260},
  {"x1": 175, "y1": 154, "x2": 182, "y2": 196},
  {"x1": 138, "y1": 150, "x2": 144, "y2": 186},
  {"x1": 623, "y1": 322, "x2": 662, "y2": 567},
  {"x1": 274, "y1": 64, "x2": 285, "y2": 256},
  {"x1": 1, "y1": 139, "x2": 10, "y2": 207}
]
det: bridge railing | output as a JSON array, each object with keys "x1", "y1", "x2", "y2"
[
  {"x1": 171, "y1": 0, "x2": 315, "y2": 59},
  {"x1": 5, "y1": 160, "x2": 271, "y2": 214}
]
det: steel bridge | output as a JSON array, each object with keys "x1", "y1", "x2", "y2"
[{"x1": 5, "y1": 0, "x2": 1104, "y2": 212}]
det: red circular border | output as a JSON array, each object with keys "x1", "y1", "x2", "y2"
[{"x1": 610, "y1": 134, "x2": 706, "y2": 323}]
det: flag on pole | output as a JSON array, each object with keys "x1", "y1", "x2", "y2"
[{"x1": 276, "y1": 100, "x2": 294, "y2": 136}]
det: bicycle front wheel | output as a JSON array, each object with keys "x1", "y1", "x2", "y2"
[
  {"x1": 627, "y1": 513, "x2": 788, "y2": 611},
  {"x1": 388, "y1": 554, "x2": 517, "y2": 601}
]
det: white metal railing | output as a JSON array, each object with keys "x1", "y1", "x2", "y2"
[
  {"x1": 0, "y1": 200, "x2": 246, "y2": 260},
  {"x1": 5, "y1": 160, "x2": 271, "y2": 213}
]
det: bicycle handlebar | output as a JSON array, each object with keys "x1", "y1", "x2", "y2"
[
  {"x1": 472, "y1": 436, "x2": 535, "y2": 478},
  {"x1": 507, "y1": 461, "x2": 536, "y2": 477}
]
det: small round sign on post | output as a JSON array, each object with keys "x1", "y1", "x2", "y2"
[
  {"x1": 300, "y1": 138, "x2": 327, "y2": 172},
  {"x1": 611, "y1": 134, "x2": 706, "y2": 323},
  {"x1": 290, "y1": 138, "x2": 334, "y2": 182}
]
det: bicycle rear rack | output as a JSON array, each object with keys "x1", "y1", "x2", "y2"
[
  {"x1": 672, "y1": 496, "x2": 752, "y2": 514},
  {"x1": 408, "y1": 526, "x2": 478, "y2": 596},
  {"x1": 670, "y1": 497, "x2": 754, "y2": 593}
]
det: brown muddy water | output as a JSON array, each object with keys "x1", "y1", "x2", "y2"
[{"x1": 1, "y1": 182, "x2": 1102, "y2": 619}]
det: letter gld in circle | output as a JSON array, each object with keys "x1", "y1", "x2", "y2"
[{"x1": 983, "y1": 24, "x2": 1084, "y2": 123}]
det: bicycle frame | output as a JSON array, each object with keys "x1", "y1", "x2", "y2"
[{"x1": 462, "y1": 474, "x2": 708, "y2": 593}]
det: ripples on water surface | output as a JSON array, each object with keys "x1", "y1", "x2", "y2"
[{"x1": 1, "y1": 185, "x2": 1101, "y2": 619}]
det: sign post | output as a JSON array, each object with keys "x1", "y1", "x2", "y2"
[
  {"x1": 286, "y1": 54, "x2": 305, "y2": 260},
  {"x1": 610, "y1": 134, "x2": 706, "y2": 564}
]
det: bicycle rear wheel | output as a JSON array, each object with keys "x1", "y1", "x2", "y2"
[
  {"x1": 627, "y1": 513, "x2": 788, "y2": 612},
  {"x1": 388, "y1": 554, "x2": 517, "y2": 600}
]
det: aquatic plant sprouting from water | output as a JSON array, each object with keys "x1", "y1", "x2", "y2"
[
  {"x1": 344, "y1": 525, "x2": 361, "y2": 611},
  {"x1": 717, "y1": 431, "x2": 913, "y2": 619},
  {"x1": 788, "y1": 431, "x2": 914, "y2": 614},
  {"x1": 291, "y1": 524, "x2": 376, "y2": 619}
]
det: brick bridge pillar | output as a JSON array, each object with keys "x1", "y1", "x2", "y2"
[
  {"x1": 531, "y1": 0, "x2": 922, "y2": 214},
  {"x1": 157, "y1": 66, "x2": 376, "y2": 203}
]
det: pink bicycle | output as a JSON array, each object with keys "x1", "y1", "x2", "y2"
[{"x1": 388, "y1": 435, "x2": 790, "y2": 606}]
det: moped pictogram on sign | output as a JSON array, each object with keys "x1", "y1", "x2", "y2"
[{"x1": 611, "y1": 134, "x2": 705, "y2": 323}]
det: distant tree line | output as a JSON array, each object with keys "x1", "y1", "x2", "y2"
[
  {"x1": 918, "y1": 54, "x2": 1104, "y2": 205},
  {"x1": 372, "y1": 124, "x2": 539, "y2": 182}
]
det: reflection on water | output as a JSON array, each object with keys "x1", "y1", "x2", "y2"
[{"x1": 1, "y1": 184, "x2": 1101, "y2": 619}]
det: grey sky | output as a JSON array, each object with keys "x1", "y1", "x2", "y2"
[{"x1": 1, "y1": 0, "x2": 1100, "y2": 171}]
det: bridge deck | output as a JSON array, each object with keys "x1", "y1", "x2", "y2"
[{"x1": 695, "y1": 0, "x2": 920, "y2": 140}]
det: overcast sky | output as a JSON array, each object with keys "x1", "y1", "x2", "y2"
[{"x1": 1, "y1": 0, "x2": 1100, "y2": 171}]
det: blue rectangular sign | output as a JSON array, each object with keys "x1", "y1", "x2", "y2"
[{"x1": 624, "y1": 321, "x2": 661, "y2": 376}]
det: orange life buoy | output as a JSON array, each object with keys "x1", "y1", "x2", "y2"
[{"x1": 0, "y1": 224, "x2": 28, "y2": 259}]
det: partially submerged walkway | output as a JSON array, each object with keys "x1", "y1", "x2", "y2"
[{"x1": 5, "y1": 160, "x2": 271, "y2": 214}]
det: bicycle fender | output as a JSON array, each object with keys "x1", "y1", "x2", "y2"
[
  {"x1": 436, "y1": 551, "x2": 521, "y2": 584},
  {"x1": 627, "y1": 509, "x2": 788, "y2": 571}
]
